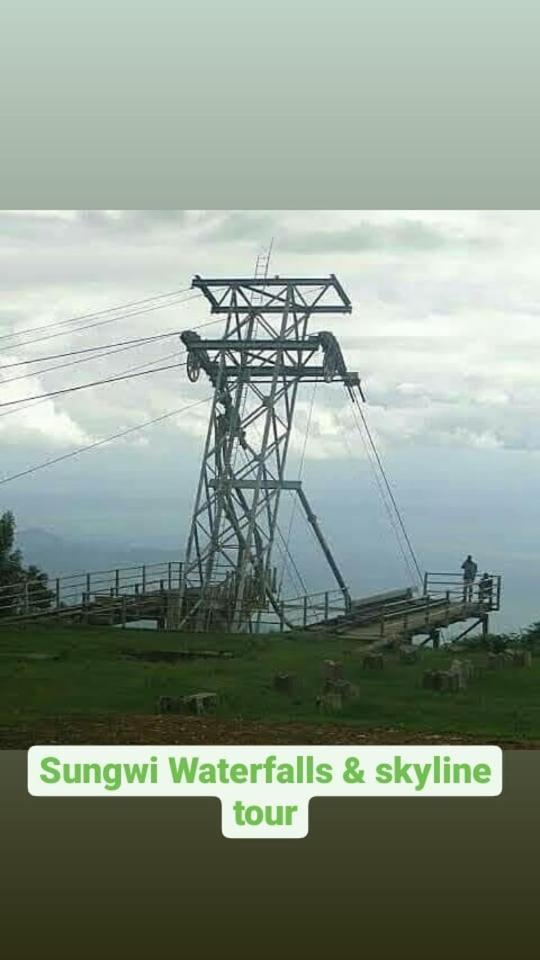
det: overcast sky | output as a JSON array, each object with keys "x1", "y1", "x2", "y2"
[{"x1": 1, "y1": 209, "x2": 539, "y2": 630}]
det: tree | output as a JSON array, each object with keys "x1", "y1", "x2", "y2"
[
  {"x1": 0, "y1": 510, "x2": 20, "y2": 565},
  {"x1": 0, "y1": 510, "x2": 53, "y2": 617},
  {"x1": 521, "y1": 621, "x2": 540, "y2": 650}
]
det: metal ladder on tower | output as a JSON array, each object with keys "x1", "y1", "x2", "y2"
[{"x1": 252, "y1": 241, "x2": 274, "y2": 304}]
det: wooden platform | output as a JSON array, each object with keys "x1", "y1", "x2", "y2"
[{"x1": 329, "y1": 598, "x2": 489, "y2": 647}]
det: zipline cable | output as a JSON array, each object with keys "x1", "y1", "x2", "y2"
[
  {"x1": 0, "y1": 329, "x2": 183, "y2": 371},
  {"x1": 0, "y1": 318, "x2": 228, "y2": 412},
  {"x1": 341, "y1": 403, "x2": 419, "y2": 588},
  {"x1": 0, "y1": 337, "x2": 179, "y2": 386},
  {"x1": 0, "y1": 315, "x2": 224, "y2": 385},
  {"x1": 0, "y1": 347, "x2": 186, "y2": 421},
  {"x1": 348, "y1": 388, "x2": 423, "y2": 587},
  {"x1": 0, "y1": 292, "x2": 203, "y2": 354},
  {"x1": 0, "y1": 396, "x2": 212, "y2": 488},
  {"x1": 0, "y1": 286, "x2": 193, "y2": 344},
  {"x1": 0, "y1": 360, "x2": 188, "y2": 410}
]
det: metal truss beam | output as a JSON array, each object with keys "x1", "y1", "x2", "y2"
[
  {"x1": 207, "y1": 478, "x2": 350, "y2": 605},
  {"x1": 192, "y1": 274, "x2": 352, "y2": 313},
  {"x1": 180, "y1": 274, "x2": 358, "y2": 632}
]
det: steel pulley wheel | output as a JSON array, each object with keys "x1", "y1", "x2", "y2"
[
  {"x1": 323, "y1": 352, "x2": 336, "y2": 382},
  {"x1": 187, "y1": 352, "x2": 201, "y2": 382}
]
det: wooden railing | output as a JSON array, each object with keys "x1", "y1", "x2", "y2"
[
  {"x1": 0, "y1": 561, "x2": 184, "y2": 620},
  {"x1": 423, "y1": 571, "x2": 502, "y2": 612}
]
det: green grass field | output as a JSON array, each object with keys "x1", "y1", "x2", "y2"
[{"x1": 1, "y1": 622, "x2": 539, "y2": 743}]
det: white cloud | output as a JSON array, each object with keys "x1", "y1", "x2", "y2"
[
  {"x1": 4, "y1": 210, "x2": 540, "y2": 629},
  {"x1": 0, "y1": 397, "x2": 91, "y2": 447},
  {"x1": 2, "y1": 209, "x2": 540, "y2": 461}
]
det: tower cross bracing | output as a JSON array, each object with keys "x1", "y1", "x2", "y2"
[{"x1": 180, "y1": 274, "x2": 359, "y2": 631}]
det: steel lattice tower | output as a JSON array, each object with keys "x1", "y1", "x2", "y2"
[{"x1": 180, "y1": 274, "x2": 361, "y2": 631}]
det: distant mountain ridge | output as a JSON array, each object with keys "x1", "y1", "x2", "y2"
[{"x1": 18, "y1": 528, "x2": 181, "y2": 579}]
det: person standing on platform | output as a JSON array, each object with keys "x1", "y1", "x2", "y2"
[{"x1": 461, "y1": 554, "x2": 478, "y2": 602}]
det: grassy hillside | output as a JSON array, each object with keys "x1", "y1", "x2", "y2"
[{"x1": 1, "y1": 622, "x2": 539, "y2": 743}]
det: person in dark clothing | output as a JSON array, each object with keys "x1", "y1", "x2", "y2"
[
  {"x1": 461, "y1": 555, "x2": 478, "y2": 602},
  {"x1": 478, "y1": 572, "x2": 493, "y2": 607}
]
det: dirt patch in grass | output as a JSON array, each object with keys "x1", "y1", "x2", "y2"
[
  {"x1": 121, "y1": 648, "x2": 235, "y2": 663},
  {"x1": 1, "y1": 714, "x2": 539, "y2": 749}
]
